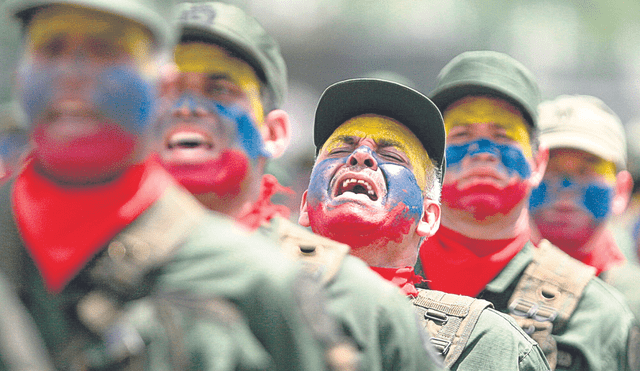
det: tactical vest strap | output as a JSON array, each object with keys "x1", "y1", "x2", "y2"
[
  {"x1": 276, "y1": 218, "x2": 350, "y2": 285},
  {"x1": 508, "y1": 240, "x2": 596, "y2": 369},
  {"x1": 413, "y1": 289, "x2": 493, "y2": 368}
]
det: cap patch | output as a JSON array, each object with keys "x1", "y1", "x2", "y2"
[{"x1": 178, "y1": 4, "x2": 217, "y2": 27}]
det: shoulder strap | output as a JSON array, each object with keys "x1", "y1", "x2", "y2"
[
  {"x1": 413, "y1": 288, "x2": 493, "y2": 368},
  {"x1": 507, "y1": 240, "x2": 596, "y2": 369},
  {"x1": 276, "y1": 218, "x2": 350, "y2": 285}
]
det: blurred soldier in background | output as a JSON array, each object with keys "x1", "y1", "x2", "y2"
[
  {"x1": 299, "y1": 77, "x2": 550, "y2": 371},
  {"x1": 0, "y1": 0, "x2": 335, "y2": 369},
  {"x1": 417, "y1": 50, "x2": 639, "y2": 370},
  {"x1": 0, "y1": 103, "x2": 28, "y2": 182},
  {"x1": 151, "y1": 3, "x2": 445, "y2": 370},
  {"x1": 530, "y1": 95, "x2": 640, "y2": 322}
]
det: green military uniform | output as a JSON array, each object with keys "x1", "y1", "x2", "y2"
[
  {"x1": 257, "y1": 216, "x2": 447, "y2": 371},
  {"x1": 607, "y1": 225, "x2": 640, "y2": 322},
  {"x1": 0, "y1": 181, "x2": 332, "y2": 371},
  {"x1": 417, "y1": 242, "x2": 639, "y2": 371},
  {"x1": 412, "y1": 288, "x2": 550, "y2": 371}
]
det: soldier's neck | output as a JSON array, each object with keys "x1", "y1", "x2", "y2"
[{"x1": 350, "y1": 236, "x2": 420, "y2": 268}]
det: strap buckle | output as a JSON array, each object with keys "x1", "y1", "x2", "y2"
[
  {"x1": 429, "y1": 337, "x2": 451, "y2": 355},
  {"x1": 508, "y1": 298, "x2": 557, "y2": 322},
  {"x1": 424, "y1": 308, "x2": 448, "y2": 324}
]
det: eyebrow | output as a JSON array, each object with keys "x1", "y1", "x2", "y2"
[
  {"x1": 207, "y1": 73, "x2": 233, "y2": 82},
  {"x1": 331, "y1": 135, "x2": 404, "y2": 150}
]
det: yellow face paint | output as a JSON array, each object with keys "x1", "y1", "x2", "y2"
[
  {"x1": 174, "y1": 42, "x2": 264, "y2": 124},
  {"x1": 444, "y1": 96, "x2": 532, "y2": 158},
  {"x1": 27, "y1": 5, "x2": 154, "y2": 74},
  {"x1": 593, "y1": 158, "x2": 617, "y2": 183},
  {"x1": 322, "y1": 115, "x2": 431, "y2": 190}
]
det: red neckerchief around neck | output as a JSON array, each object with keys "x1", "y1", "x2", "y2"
[
  {"x1": 236, "y1": 174, "x2": 293, "y2": 231},
  {"x1": 370, "y1": 266, "x2": 424, "y2": 298},
  {"x1": 574, "y1": 229, "x2": 626, "y2": 276},
  {"x1": 12, "y1": 158, "x2": 173, "y2": 293},
  {"x1": 419, "y1": 225, "x2": 529, "y2": 297}
]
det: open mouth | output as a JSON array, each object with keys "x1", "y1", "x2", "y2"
[
  {"x1": 334, "y1": 177, "x2": 379, "y2": 201},
  {"x1": 166, "y1": 131, "x2": 213, "y2": 150}
]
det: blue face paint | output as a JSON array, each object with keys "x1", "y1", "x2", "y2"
[
  {"x1": 166, "y1": 92, "x2": 270, "y2": 161},
  {"x1": 18, "y1": 62, "x2": 156, "y2": 135},
  {"x1": 529, "y1": 176, "x2": 613, "y2": 222},
  {"x1": 307, "y1": 146, "x2": 423, "y2": 220},
  {"x1": 446, "y1": 138, "x2": 531, "y2": 179}
]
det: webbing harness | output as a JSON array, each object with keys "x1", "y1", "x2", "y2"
[
  {"x1": 507, "y1": 240, "x2": 595, "y2": 370},
  {"x1": 413, "y1": 289, "x2": 492, "y2": 368}
]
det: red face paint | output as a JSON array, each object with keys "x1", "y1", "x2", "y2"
[
  {"x1": 442, "y1": 180, "x2": 528, "y2": 220},
  {"x1": 159, "y1": 148, "x2": 248, "y2": 196},
  {"x1": 308, "y1": 201, "x2": 414, "y2": 251},
  {"x1": 32, "y1": 120, "x2": 137, "y2": 183}
]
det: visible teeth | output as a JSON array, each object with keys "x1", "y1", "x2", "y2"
[{"x1": 341, "y1": 178, "x2": 375, "y2": 196}]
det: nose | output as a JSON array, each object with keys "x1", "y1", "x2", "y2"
[
  {"x1": 467, "y1": 139, "x2": 499, "y2": 163},
  {"x1": 172, "y1": 94, "x2": 209, "y2": 118},
  {"x1": 347, "y1": 148, "x2": 378, "y2": 170}
]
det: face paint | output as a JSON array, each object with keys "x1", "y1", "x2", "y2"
[
  {"x1": 444, "y1": 96, "x2": 532, "y2": 158},
  {"x1": 27, "y1": 5, "x2": 154, "y2": 75},
  {"x1": 155, "y1": 95, "x2": 269, "y2": 195},
  {"x1": 321, "y1": 115, "x2": 431, "y2": 190},
  {"x1": 174, "y1": 43, "x2": 264, "y2": 124},
  {"x1": 306, "y1": 117, "x2": 428, "y2": 249},
  {"x1": 18, "y1": 7, "x2": 157, "y2": 183},
  {"x1": 446, "y1": 139, "x2": 531, "y2": 179},
  {"x1": 530, "y1": 176, "x2": 614, "y2": 249}
]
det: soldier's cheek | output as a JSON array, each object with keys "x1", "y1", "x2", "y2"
[{"x1": 382, "y1": 164, "x2": 424, "y2": 221}]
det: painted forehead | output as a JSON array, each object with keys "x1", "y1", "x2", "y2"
[
  {"x1": 173, "y1": 42, "x2": 264, "y2": 124},
  {"x1": 443, "y1": 96, "x2": 532, "y2": 157},
  {"x1": 27, "y1": 5, "x2": 153, "y2": 66},
  {"x1": 547, "y1": 148, "x2": 617, "y2": 183},
  {"x1": 322, "y1": 114, "x2": 430, "y2": 189}
]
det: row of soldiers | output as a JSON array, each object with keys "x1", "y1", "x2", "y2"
[{"x1": 0, "y1": 0, "x2": 638, "y2": 370}]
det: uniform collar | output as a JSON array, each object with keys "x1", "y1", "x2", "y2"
[{"x1": 484, "y1": 241, "x2": 534, "y2": 293}]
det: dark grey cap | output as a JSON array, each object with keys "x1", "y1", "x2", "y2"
[
  {"x1": 174, "y1": 2, "x2": 287, "y2": 108},
  {"x1": 430, "y1": 51, "x2": 541, "y2": 127},
  {"x1": 314, "y1": 78, "x2": 446, "y2": 183},
  {"x1": 3, "y1": 0, "x2": 173, "y2": 51}
]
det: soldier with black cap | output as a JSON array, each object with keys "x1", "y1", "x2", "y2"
[
  {"x1": 416, "y1": 50, "x2": 639, "y2": 370},
  {"x1": 149, "y1": 3, "x2": 449, "y2": 370},
  {"x1": 300, "y1": 77, "x2": 551, "y2": 370},
  {"x1": 0, "y1": 0, "x2": 337, "y2": 369}
]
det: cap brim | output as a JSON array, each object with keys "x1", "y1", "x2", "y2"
[
  {"x1": 314, "y1": 78, "x2": 445, "y2": 176},
  {"x1": 430, "y1": 83, "x2": 535, "y2": 128},
  {"x1": 542, "y1": 132, "x2": 625, "y2": 170}
]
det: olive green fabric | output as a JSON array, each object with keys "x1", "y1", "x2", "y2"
[
  {"x1": 604, "y1": 226, "x2": 640, "y2": 323},
  {"x1": 429, "y1": 51, "x2": 541, "y2": 128},
  {"x1": 175, "y1": 2, "x2": 287, "y2": 108},
  {"x1": 0, "y1": 183, "x2": 330, "y2": 371},
  {"x1": 258, "y1": 216, "x2": 447, "y2": 371},
  {"x1": 3, "y1": 0, "x2": 174, "y2": 51},
  {"x1": 448, "y1": 306, "x2": 550, "y2": 371},
  {"x1": 449, "y1": 242, "x2": 639, "y2": 371}
]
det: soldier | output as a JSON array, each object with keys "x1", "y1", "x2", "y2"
[
  {"x1": 0, "y1": 0, "x2": 336, "y2": 369},
  {"x1": 151, "y1": 2, "x2": 445, "y2": 370},
  {"x1": 299, "y1": 78, "x2": 551, "y2": 370},
  {"x1": 418, "y1": 50, "x2": 639, "y2": 370},
  {"x1": 530, "y1": 95, "x2": 640, "y2": 322}
]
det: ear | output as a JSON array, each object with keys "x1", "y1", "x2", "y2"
[
  {"x1": 261, "y1": 109, "x2": 291, "y2": 159},
  {"x1": 528, "y1": 144, "x2": 549, "y2": 188},
  {"x1": 416, "y1": 198, "x2": 441, "y2": 238},
  {"x1": 298, "y1": 190, "x2": 310, "y2": 227},
  {"x1": 612, "y1": 170, "x2": 633, "y2": 215}
]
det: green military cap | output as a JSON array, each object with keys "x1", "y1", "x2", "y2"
[
  {"x1": 538, "y1": 95, "x2": 627, "y2": 170},
  {"x1": 430, "y1": 51, "x2": 541, "y2": 127},
  {"x1": 174, "y1": 2, "x2": 287, "y2": 108},
  {"x1": 3, "y1": 0, "x2": 173, "y2": 50},
  {"x1": 314, "y1": 78, "x2": 446, "y2": 183}
]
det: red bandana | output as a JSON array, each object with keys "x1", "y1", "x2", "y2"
[
  {"x1": 236, "y1": 174, "x2": 293, "y2": 231},
  {"x1": 571, "y1": 229, "x2": 626, "y2": 276},
  {"x1": 419, "y1": 225, "x2": 529, "y2": 297},
  {"x1": 12, "y1": 158, "x2": 174, "y2": 293},
  {"x1": 370, "y1": 266, "x2": 424, "y2": 298}
]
